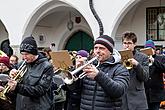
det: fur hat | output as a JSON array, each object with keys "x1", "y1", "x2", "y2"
[
  {"x1": 20, "y1": 36, "x2": 38, "y2": 55},
  {"x1": 94, "y1": 35, "x2": 114, "y2": 53},
  {"x1": 0, "y1": 56, "x2": 10, "y2": 68},
  {"x1": 144, "y1": 40, "x2": 155, "y2": 49}
]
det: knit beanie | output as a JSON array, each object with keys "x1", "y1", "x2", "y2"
[
  {"x1": 94, "y1": 35, "x2": 114, "y2": 53},
  {"x1": 20, "y1": 36, "x2": 38, "y2": 55},
  {"x1": 0, "y1": 56, "x2": 10, "y2": 68},
  {"x1": 144, "y1": 40, "x2": 155, "y2": 49},
  {"x1": 77, "y1": 50, "x2": 89, "y2": 57}
]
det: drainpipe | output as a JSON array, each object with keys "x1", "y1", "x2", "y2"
[{"x1": 89, "y1": 0, "x2": 104, "y2": 36}]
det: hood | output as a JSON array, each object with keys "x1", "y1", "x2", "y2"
[
  {"x1": 112, "y1": 49, "x2": 121, "y2": 63},
  {"x1": 103, "y1": 49, "x2": 121, "y2": 65}
]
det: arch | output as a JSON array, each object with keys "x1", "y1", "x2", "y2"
[
  {"x1": 64, "y1": 30, "x2": 94, "y2": 52},
  {"x1": 0, "y1": 20, "x2": 9, "y2": 42},
  {"x1": 58, "y1": 25, "x2": 93, "y2": 50},
  {"x1": 111, "y1": 0, "x2": 142, "y2": 37},
  {"x1": 22, "y1": 0, "x2": 93, "y2": 39}
]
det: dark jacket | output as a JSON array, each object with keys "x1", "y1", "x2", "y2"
[
  {"x1": 145, "y1": 54, "x2": 165, "y2": 102},
  {"x1": 0, "y1": 70, "x2": 16, "y2": 110},
  {"x1": 80, "y1": 53, "x2": 130, "y2": 110},
  {"x1": 122, "y1": 50, "x2": 149, "y2": 110},
  {"x1": 65, "y1": 78, "x2": 82, "y2": 110},
  {"x1": 15, "y1": 54, "x2": 54, "y2": 110}
]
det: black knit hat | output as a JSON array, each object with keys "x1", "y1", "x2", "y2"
[
  {"x1": 94, "y1": 35, "x2": 114, "y2": 53},
  {"x1": 20, "y1": 36, "x2": 38, "y2": 55}
]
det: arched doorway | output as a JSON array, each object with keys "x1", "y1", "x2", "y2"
[{"x1": 65, "y1": 31, "x2": 94, "y2": 52}]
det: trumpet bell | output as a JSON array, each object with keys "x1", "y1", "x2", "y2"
[
  {"x1": 123, "y1": 60, "x2": 133, "y2": 70},
  {"x1": 55, "y1": 69, "x2": 74, "y2": 85}
]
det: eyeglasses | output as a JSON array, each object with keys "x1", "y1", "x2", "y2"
[{"x1": 123, "y1": 42, "x2": 134, "y2": 45}]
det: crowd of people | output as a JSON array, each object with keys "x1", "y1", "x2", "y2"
[{"x1": 0, "y1": 31, "x2": 164, "y2": 110}]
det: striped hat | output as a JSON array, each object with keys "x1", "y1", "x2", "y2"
[{"x1": 94, "y1": 35, "x2": 114, "y2": 53}]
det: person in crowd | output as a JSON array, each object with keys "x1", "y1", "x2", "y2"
[
  {"x1": 63, "y1": 49, "x2": 89, "y2": 110},
  {"x1": 51, "y1": 74, "x2": 66, "y2": 110},
  {"x1": 0, "y1": 56, "x2": 15, "y2": 110},
  {"x1": 50, "y1": 43, "x2": 56, "y2": 52},
  {"x1": 155, "y1": 48, "x2": 162, "y2": 55},
  {"x1": 144, "y1": 40, "x2": 165, "y2": 110},
  {"x1": 0, "y1": 56, "x2": 12, "y2": 74},
  {"x1": 121, "y1": 31, "x2": 149, "y2": 110},
  {"x1": 42, "y1": 47, "x2": 52, "y2": 61},
  {"x1": 73, "y1": 35, "x2": 130, "y2": 110},
  {"x1": 6, "y1": 36, "x2": 54, "y2": 110},
  {"x1": 10, "y1": 55, "x2": 19, "y2": 69}
]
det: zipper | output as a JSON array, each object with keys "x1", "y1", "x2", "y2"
[{"x1": 92, "y1": 82, "x2": 97, "y2": 110}]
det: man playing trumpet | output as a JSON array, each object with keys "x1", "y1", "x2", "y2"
[{"x1": 74, "y1": 35, "x2": 130, "y2": 110}]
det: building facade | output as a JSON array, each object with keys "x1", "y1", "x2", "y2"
[{"x1": 0, "y1": 0, "x2": 165, "y2": 56}]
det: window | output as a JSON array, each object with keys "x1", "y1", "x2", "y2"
[{"x1": 146, "y1": 7, "x2": 165, "y2": 41}]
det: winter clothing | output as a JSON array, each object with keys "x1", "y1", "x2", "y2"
[
  {"x1": 94, "y1": 35, "x2": 114, "y2": 53},
  {"x1": 145, "y1": 54, "x2": 165, "y2": 109},
  {"x1": 0, "y1": 67, "x2": 15, "y2": 110},
  {"x1": 0, "y1": 56, "x2": 10, "y2": 68},
  {"x1": 15, "y1": 53, "x2": 54, "y2": 110},
  {"x1": 20, "y1": 36, "x2": 38, "y2": 55},
  {"x1": 144, "y1": 40, "x2": 156, "y2": 49},
  {"x1": 79, "y1": 52, "x2": 130, "y2": 110},
  {"x1": 122, "y1": 50, "x2": 149, "y2": 110},
  {"x1": 77, "y1": 50, "x2": 89, "y2": 57}
]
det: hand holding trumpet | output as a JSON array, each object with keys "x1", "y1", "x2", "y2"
[
  {"x1": 128, "y1": 58, "x2": 139, "y2": 66},
  {"x1": 8, "y1": 69, "x2": 18, "y2": 91},
  {"x1": 83, "y1": 64, "x2": 99, "y2": 79}
]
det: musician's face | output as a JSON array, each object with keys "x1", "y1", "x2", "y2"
[
  {"x1": 122, "y1": 39, "x2": 136, "y2": 51},
  {"x1": 94, "y1": 44, "x2": 111, "y2": 63},
  {"x1": 21, "y1": 52, "x2": 37, "y2": 63}
]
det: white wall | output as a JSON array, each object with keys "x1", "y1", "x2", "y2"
[{"x1": 115, "y1": 0, "x2": 165, "y2": 50}]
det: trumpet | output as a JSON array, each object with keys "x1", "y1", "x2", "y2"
[
  {"x1": 56, "y1": 56, "x2": 99, "y2": 85},
  {"x1": 0, "y1": 61, "x2": 27, "y2": 102},
  {"x1": 123, "y1": 59, "x2": 133, "y2": 70}
]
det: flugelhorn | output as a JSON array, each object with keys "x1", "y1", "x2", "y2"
[
  {"x1": 0, "y1": 60, "x2": 27, "y2": 102},
  {"x1": 119, "y1": 49, "x2": 133, "y2": 69},
  {"x1": 57, "y1": 56, "x2": 99, "y2": 85}
]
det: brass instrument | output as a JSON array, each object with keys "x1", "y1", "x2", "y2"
[
  {"x1": 119, "y1": 49, "x2": 133, "y2": 69},
  {"x1": 0, "y1": 61, "x2": 27, "y2": 101},
  {"x1": 56, "y1": 56, "x2": 99, "y2": 85},
  {"x1": 140, "y1": 48, "x2": 154, "y2": 66}
]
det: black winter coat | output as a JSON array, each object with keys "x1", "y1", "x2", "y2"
[
  {"x1": 80, "y1": 57, "x2": 130, "y2": 110},
  {"x1": 145, "y1": 54, "x2": 165, "y2": 102},
  {"x1": 15, "y1": 55, "x2": 54, "y2": 110}
]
